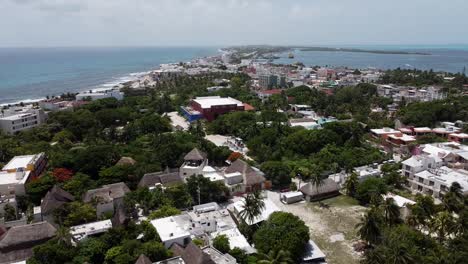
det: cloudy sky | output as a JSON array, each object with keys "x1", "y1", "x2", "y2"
[{"x1": 1, "y1": 0, "x2": 467, "y2": 47}]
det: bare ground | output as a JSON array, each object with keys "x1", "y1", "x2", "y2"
[{"x1": 267, "y1": 192, "x2": 367, "y2": 264}]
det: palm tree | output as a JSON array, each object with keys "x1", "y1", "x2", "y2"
[
  {"x1": 239, "y1": 191, "x2": 265, "y2": 225},
  {"x1": 430, "y1": 211, "x2": 456, "y2": 243},
  {"x1": 381, "y1": 198, "x2": 400, "y2": 226},
  {"x1": 449, "y1": 182, "x2": 463, "y2": 197},
  {"x1": 344, "y1": 172, "x2": 359, "y2": 197},
  {"x1": 55, "y1": 226, "x2": 72, "y2": 246},
  {"x1": 310, "y1": 169, "x2": 324, "y2": 195},
  {"x1": 257, "y1": 249, "x2": 294, "y2": 264},
  {"x1": 294, "y1": 166, "x2": 311, "y2": 189},
  {"x1": 356, "y1": 209, "x2": 382, "y2": 246}
]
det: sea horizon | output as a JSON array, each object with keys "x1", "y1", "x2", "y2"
[{"x1": 1, "y1": 45, "x2": 468, "y2": 105}]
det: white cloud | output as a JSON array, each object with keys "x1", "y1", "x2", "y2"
[{"x1": 1, "y1": 0, "x2": 467, "y2": 46}]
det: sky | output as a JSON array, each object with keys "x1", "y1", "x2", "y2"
[{"x1": 1, "y1": 0, "x2": 468, "y2": 47}]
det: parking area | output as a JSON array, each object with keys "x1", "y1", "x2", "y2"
[{"x1": 267, "y1": 191, "x2": 366, "y2": 264}]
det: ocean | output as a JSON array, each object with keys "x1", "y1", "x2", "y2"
[
  {"x1": 1, "y1": 46, "x2": 468, "y2": 105},
  {"x1": 0, "y1": 47, "x2": 218, "y2": 105},
  {"x1": 274, "y1": 46, "x2": 468, "y2": 74}
]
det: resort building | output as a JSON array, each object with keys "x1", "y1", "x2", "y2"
[
  {"x1": 75, "y1": 89, "x2": 124, "y2": 101},
  {"x1": 181, "y1": 96, "x2": 247, "y2": 122},
  {"x1": 0, "y1": 107, "x2": 47, "y2": 134}
]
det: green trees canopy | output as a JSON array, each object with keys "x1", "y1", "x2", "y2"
[
  {"x1": 253, "y1": 212, "x2": 309, "y2": 261},
  {"x1": 213, "y1": 234, "x2": 230, "y2": 254}
]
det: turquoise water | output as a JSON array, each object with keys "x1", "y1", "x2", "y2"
[{"x1": 0, "y1": 47, "x2": 218, "y2": 104}]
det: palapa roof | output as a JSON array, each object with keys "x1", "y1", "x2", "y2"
[
  {"x1": 83, "y1": 182, "x2": 130, "y2": 203},
  {"x1": 184, "y1": 148, "x2": 207, "y2": 161},
  {"x1": 116, "y1": 156, "x2": 137, "y2": 166},
  {"x1": 138, "y1": 169, "x2": 182, "y2": 188},
  {"x1": 135, "y1": 254, "x2": 153, "y2": 264},
  {"x1": 300, "y1": 178, "x2": 340, "y2": 197},
  {"x1": 225, "y1": 159, "x2": 265, "y2": 186},
  {"x1": 0, "y1": 222, "x2": 56, "y2": 250},
  {"x1": 41, "y1": 185, "x2": 75, "y2": 215},
  {"x1": 170, "y1": 242, "x2": 215, "y2": 264}
]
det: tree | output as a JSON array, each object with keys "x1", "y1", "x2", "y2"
[
  {"x1": 257, "y1": 249, "x2": 294, "y2": 264},
  {"x1": 356, "y1": 208, "x2": 382, "y2": 246},
  {"x1": 55, "y1": 201, "x2": 97, "y2": 227},
  {"x1": 239, "y1": 191, "x2": 265, "y2": 225},
  {"x1": 253, "y1": 212, "x2": 309, "y2": 261},
  {"x1": 186, "y1": 175, "x2": 227, "y2": 205},
  {"x1": 229, "y1": 248, "x2": 248, "y2": 264},
  {"x1": 260, "y1": 161, "x2": 292, "y2": 188},
  {"x1": 344, "y1": 172, "x2": 359, "y2": 197},
  {"x1": 430, "y1": 211, "x2": 456, "y2": 243},
  {"x1": 52, "y1": 168, "x2": 73, "y2": 182},
  {"x1": 355, "y1": 177, "x2": 388, "y2": 205},
  {"x1": 3, "y1": 204, "x2": 17, "y2": 221},
  {"x1": 28, "y1": 239, "x2": 77, "y2": 264},
  {"x1": 381, "y1": 198, "x2": 400, "y2": 226},
  {"x1": 148, "y1": 205, "x2": 181, "y2": 220},
  {"x1": 213, "y1": 234, "x2": 230, "y2": 254}
]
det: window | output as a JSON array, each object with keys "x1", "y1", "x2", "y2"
[{"x1": 429, "y1": 181, "x2": 434, "y2": 186}]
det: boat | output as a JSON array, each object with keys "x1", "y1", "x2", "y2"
[{"x1": 288, "y1": 53, "x2": 295, "y2": 59}]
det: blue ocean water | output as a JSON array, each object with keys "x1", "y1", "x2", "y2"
[
  {"x1": 1, "y1": 46, "x2": 468, "y2": 105},
  {"x1": 0, "y1": 47, "x2": 218, "y2": 104},
  {"x1": 274, "y1": 46, "x2": 468, "y2": 74}
]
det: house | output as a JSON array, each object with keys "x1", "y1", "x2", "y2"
[
  {"x1": 135, "y1": 254, "x2": 153, "y2": 264},
  {"x1": 300, "y1": 178, "x2": 340, "y2": 202},
  {"x1": 256, "y1": 89, "x2": 284, "y2": 101},
  {"x1": 69, "y1": 219, "x2": 113, "y2": 243},
  {"x1": 179, "y1": 148, "x2": 208, "y2": 181},
  {"x1": 150, "y1": 215, "x2": 192, "y2": 248},
  {"x1": 39, "y1": 185, "x2": 74, "y2": 224},
  {"x1": 401, "y1": 155, "x2": 442, "y2": 178},
  {"x1": 223, "y1": 159, "x2": 266, "y2": 193},
  {"x1": 382, "y1": 194, "x2": 415, "y2": 219},
  {"x1": 157, "y1": 242, "x2": 236, "y2": 264},
  {"x1": 231, "y1": 198, "x2": 280, "y2": 226},
  {"x1": 408, "y1": 166, "x2": 468, "y2": 198},
  {"x1": 83, "y1": 182, "x2": 130, "y2": 217},
  {"x1": 370, "y1": 128, "x2": 400, "y2": 140},
  {"x1": 449, "y1": 133, "x2": 468, "y2": 144},
  {"x1": 0, "y1": 222, "x2": 56, "y2": 264},
  {"x1": 75, "y1": 89, "x2": 124, "y2": 101},
  {"x1": 387, "y1": 133, "x2": 417, "y2": 146},
  {"x1": 138, "y1": 168, "x2": 182, "y2": 189}
]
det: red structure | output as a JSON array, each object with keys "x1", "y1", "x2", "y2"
[{"x1": 190, "y1": 96, "x2": 245, "y2": 121}]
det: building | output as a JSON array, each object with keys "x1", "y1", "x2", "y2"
[
  {"x1": 39, "y1": 99, "x2": 74, "y2": 111},
  {"x1": 382, "y1": 193, "x2": 415, "y2": 219},
  {"x1": 0, "y1": 108, "x2": 47, "y2": 135},
  {"x1": 150, "y1": 215, "x2": 192, "y2": 248},
  {"x1": 0, "y1": 222, "x2": 56, "y2": 264},
  {"x1": 70, "y1": 219, "x2": 113, "y2": 243},
  {"x1": 0, "y1": 153, "x2": 47, "y2": 197},
  {"x1": 183, "y1": 96, "x2": 246, "y2": 122},
  {"x1": 83, "y1": 182, "x2": 130, "y2": 217},
  {"x1": 156, "y1": 242, "x2": 236, "y2": 264},
  {"x1": 408, "y1": 166, "x2": 468, "y2": 198},
  {"x1": 387, "y1": 133, "x2": 417, "y2": 146},
  {"x1": 39, "y1": 185, "x2": 74, "y2": 225},
  {"x1": 402, "y1": 155, "x2": 443, "y2": 178},
  {"x1": 288, "y1": 118, "x2": 320, "y2": 130},
  {"x1": 231, "y1": 198, "x2": 280, "y2": 226},
  {"x1": 75, "y1": 89, "x2": 124, "y2": 101},
  {"x1": 259, "y1": 74, "x2": 278, "y2": 88},
  {"x1": 138, "y1": 168, "x2": 182, "y2": 189},
  {"x1": 449, "y1": 133, "x2": 468, "y2": 144},
  {"x1": 300, "y1": 178, "x2": 340, "y2": 202},
  {"x1": 179, "y1": 148, "x2": 208, "y2": 181},
  {"x1": 223, "y1": 159, "x2": 266, "y2": 194},
  {"x1": 370, "y1": 128, "x2": 400, "y2": 140},
  {"x1": 302, "y1": 240, "x2": 327, "y2": 264},
  {"x1": 256, "y1": 89, "x2": 284, "y2": 101}
]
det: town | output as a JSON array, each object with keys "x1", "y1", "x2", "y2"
[{"x1": 1, "y1": 48, "x2": 468, "y2": 264}]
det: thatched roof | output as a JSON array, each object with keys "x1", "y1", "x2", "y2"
[
  {"x1": 83, "y1": 182, "x2": 130, "y2": 203},
  {"x1": 138, "y1": 169, "x2": 181, "y2": 188},
  {"x1": 300, "y1": 178, "x2": 340, "y2": 197},
  {"x1": 170, "y1": 242, "x2": 215, "y2": 264},
  {"x1": 135, "y1": 254, "x2": 153, "y2": 264},
  {"x1": 41, "y1": 185, "x2": 75, "y2": 215},
  {"x1": 225, "y1": 159, "x2": 265, "y2": 186},
  {"x1": 116, "y1": 157, "x2": 137, "y2": 166},
  {"x1": 184, "y1": 148, "x2": 207, "y2": 161},
  {"x1": 0, "y1": 222, "x2": 56, "y2": 250}
]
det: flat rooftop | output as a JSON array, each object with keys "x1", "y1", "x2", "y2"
[
  {"x1": 232, "y1": 198, "x2": 280, "y2": 225},
  {"x1": 193, "y1": 96, "x2": 243, "y2": 109},
  {"x1": 0, "y1": 171, "x2": 31, "y2": 185},
  {"x1": 2, "y1": 155, "x2": 37, "y2": 171},
  {"x1": 70, "y1": 219, "x2": 112, "y2": 241},
  {"x1": 150, "y1": 215, "x2": 191, "y2": 242}
]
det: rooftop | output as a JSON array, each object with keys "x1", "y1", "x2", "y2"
[
  {"x1": 2, "y1": 154, "x2": 42, "y2": 171},
  {"x1": 232, "y1": 198, "x2": 280, "y2": 225},
  {"x1": 415, "y1": 166, "x2": 468, "y2": 191},
  {"x1": 0, "y1": 170, "x2": 31, "y2": 185},
  {"x1": 370, "y1": 128, "x2": 399, "y2": 135},
  {"x1": 192, "y1": 96, "x2": 243, "y2": 109},
  {"x1": 150, "y1": 216, "x2": 191, "y2": 242},
  {"x1": 70, "y1": 219, "x2": 113, "y2": 241}
]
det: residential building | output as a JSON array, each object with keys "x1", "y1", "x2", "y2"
[
  {"x1": 408, "y1": 166, "x2": 468, "y2": 198},
  {"x1": 0, "y1": 222, "x2": 56, "y2": 264},
  {"x1": 0, "y1": 107, "x2": 47, "y2": 135},
  {"x1": 382, "y1": 193, "x2": 415, "y2": 219},
  {"x1": 223, "y1": 159, "x2": 266, "y2": 194},
  {"x1": 300, "y1": 178, "x2": 340, "y2": 202},
  {"x1": 370, "y1": 128, "x2": 400, "y2": 140},
  {"x1": 402, "y1": 155, "x2": 442, "y2": 178},
  {"x1": 258, "y1": 74, "x2": 278, "y2": 88},
  {"x1": 70, "y1": 219, "x2": 113, "y2": 243},
  {"x1": 231, "y1": 198, "x2": 280, "y2": 226},
  {"x1": 0, "y1": 153, "x2": 47, "y2": 197},
  {"x1": 179, "y1": 148, "x2": 208, "y2": 181},
  {"x1": 449, "y1": 133, "x2": 468, "y2": 144},
  {"x1": 256, "y1": 89, "x2": 283, "y2": 101},
  {"x1": 75, "y1": 89, "x2": 124, "y2": 101},
  {"x1": 39, "y1": 185, "x2": 74, "y2": 225},
  {"x1": 156, "y1": 242, "x2": 236, "y2": 264},
  {"x1": 82, "y1": 182, "x2": 130, "y2": 217},
  {"x1": 39, "y1": 99, "x2": 74, "y2": 111},
  {"x1": 138, "y1": 168, "x2": 182, "y2": 189}
]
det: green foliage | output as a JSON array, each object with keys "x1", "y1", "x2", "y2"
[
  {"x1": 3, "y1": 204, "x2": 17, "y2": 221},
  {"x1": 213, "y1": 234, "x2": 230, "y2": 254},
  {"x1": 148, "y1": 205, "x2": 181, "y2": 220},
  {"x1": 54, "y1": 201, "x2": 97, "y2": 227},
  {"x1": 186, "y1": 175, "x2": 228, "y2": 205},
  {"x1": 380, "y1": 68, "x2": 444, "y2": 86},
  {"x1": 229, "y1": 248, "x2": 249, "y2": 264},
  {"x1": 26, "y1": 173, "x2": 58, "y2": 204},
  {"x1": 28, "y1": 239, "x2": 77, "y2": 264},
  {"x1": 253, "y1": 212, "x2": 309, "y2": 261},
  {"x1": 355, "y1": 177, "x2": 388, "y2": 205},
  {"x1": 260, "y1": 161, "x2": 292, "y2": 188}
]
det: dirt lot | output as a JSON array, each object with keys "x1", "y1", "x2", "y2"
[{"x1": 268, "y1": 192, "x2": 367, "y2": 264}]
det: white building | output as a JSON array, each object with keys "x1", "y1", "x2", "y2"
[
  {"x1": 0, "y1": 108, "x2": 47, "y2": 134},
  {"x1": 76, "y1": 89, "x2": 124, "y2": 101},
  {"x1": 402, "y1": 155, "x2": 442, "y2": 178},
  {"x1": 231, "y1": 198, "x2": 280, "y2": 226},
  {"x1": 70, "y1": 219, "x2": 113, "y2": 243},
  {"x1": 409, "y1": 166, "x2": 468, "y2": 198},
  {"x1": 150, "y1": 215, "x2": 192, "y2": 248}
]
